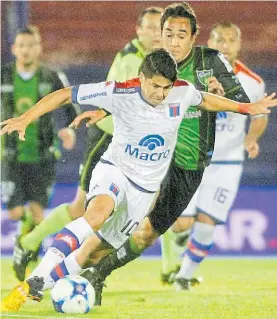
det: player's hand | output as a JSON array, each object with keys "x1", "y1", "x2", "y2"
[
  {"x1": 0, "y1": 116, "x2": 29, "y2": 141},
  {"x1": 207, "y1": 77, "x2": 225, "y2": 96},
  {"x1": 69, "y1": 109, "x2": 107, "y2": 129},
  {"x1": 244, "y1": 136, "x2": 260, "y2": 159},
  {"x1": 58, "y1": 127, "x2": 76, "y2": 150},
  {"x1": 247, "y1": 93, "x2": 277, "y2": 115}
]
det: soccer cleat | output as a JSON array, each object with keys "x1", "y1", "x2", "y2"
[
  {"x1": 27, "y1": 276, "x2": 44, "y2": 302},
  {"x1": 1, "y1": 282, "x2": 29, "y2": 312},
  {"x1": 174, "y1": 277, "x2": 203, "y2": 291},
  {"x1": 174, "y1": 278, "x2": 190, "y2": 291},
  {"x1": 1, "y1": 276, "x2": 44, "y2": 312},
  {"x1": 160, "y1": 265, "x2": 181, "y2": 285},
  {"x1": 13, "y1": 236, "x2": 33, "y2": 281},
  {"x1": 81, "y1": 268, "x2": 105, "y2": 306}
]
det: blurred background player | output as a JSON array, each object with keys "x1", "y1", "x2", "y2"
[
  {"x1": 1, "y1": 26, "x2": 78, "y2": 281},
  {"x1": 11, "y1": 6, "x2": 163, "y2": 282},
  {"x1": 166, "y1": 21, "x2": 268, "y2": 290}
]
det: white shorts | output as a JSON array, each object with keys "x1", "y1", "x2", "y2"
[
  {"x1": 181, "y1": 164, "x2": 243, "y2": 223},
  {"x1": 86, "y1": 161, "x2": 157, "y2": 249}
]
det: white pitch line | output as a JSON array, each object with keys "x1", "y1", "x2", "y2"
[{"x1": 0, "y1": 314, "x2": 112, "y2": 319}]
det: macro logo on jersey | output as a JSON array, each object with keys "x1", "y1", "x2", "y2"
[
  {"x1": 125, "y1": 134, "x2": 170, "y2": 161},
  {"x1": 196, "y1": 69, "x2": 213, "y2": 86},
  {"x1": 138, "y1": 135, "x2": 164, "y2": 150},
  {"x1": 109, "y1": 183, "x2": 120, "y2": 197},
  {"x1": 169, "y1": 103, "x2": 180, "y2": 117}
]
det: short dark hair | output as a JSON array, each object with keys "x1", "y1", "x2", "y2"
[
  {"x1": 137, "y1": 6, "x2": 164, "y2": 27},
  {"x1": 210, "y1": 21, "x2": 241, "y2": 39},
  {"x1": 14, "y1": 25, "x2": 41, "y2": 44},
  {"x1": 140, "y1": 49, "x2": 177, "y2": 83},
  {"x1": 161, "y1": 2, "x2": 199, "y2": 36}
]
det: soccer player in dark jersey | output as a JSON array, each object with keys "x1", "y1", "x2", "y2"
[{"x1": 1, "y1": 26, "x2": 78, "y2": 280}]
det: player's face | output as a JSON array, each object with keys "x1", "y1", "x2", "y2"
[
  {"x1": 12, "y1": 34, "x2": 41, "y2": 67},
  {"x1": 137, "y1": 13, "x2": 162, "y2": 53},
  {"x1": 208, "y1": 26, "x2": 241, "y2": 65},
  {"x1": 140, "y1": 73, "x2": 173, "y2": 106},
  {"x1": 162, "y1": 17, "x2": 196, "y2": 63}
]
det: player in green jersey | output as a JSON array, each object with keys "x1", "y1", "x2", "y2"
[
  {"x1": 10, "y1": 7, "x2": 163, "y2": 282},
  {"x1": 1, "y1": 26, "x2": 78, "y2": 281},
  {"x1": 77, "y1": 2, "x2": 254, "y2": 305}
]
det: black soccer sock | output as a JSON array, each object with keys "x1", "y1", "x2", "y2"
[{"x1": 96, "y1": 237, "x2": 142, "y2": 279}]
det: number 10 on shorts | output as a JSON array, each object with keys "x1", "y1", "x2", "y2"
[{"x1": 120, "y1": 220, "x2": 139, "y2": 236}]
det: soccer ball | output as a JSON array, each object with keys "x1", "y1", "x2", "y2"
[{"x1": 51, "y1": 275, "x2": 95, "y2": 314}]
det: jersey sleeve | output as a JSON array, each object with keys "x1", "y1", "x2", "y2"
[
  {"x1": 71, "y1": 81, "x2": 114, "y2": 113},
  {"x1": 213, "y1": 53, "x2": 250, "y2": 103},
  {"x1": 52, "y1": 70, "x2": 80, "y2": 127},
  {"x1": 188, "y1": 83, "x2": 203, "y2": 106}
]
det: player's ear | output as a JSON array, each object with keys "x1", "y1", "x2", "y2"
[{"x1": 139, "y1": 72, "x2": 145, "y2": 84}]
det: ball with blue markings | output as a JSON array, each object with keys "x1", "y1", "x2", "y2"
[{"x1": 51, "y1": 275, "x2": 95, "y2": 314}]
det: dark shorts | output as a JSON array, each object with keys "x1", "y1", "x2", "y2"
[
  {"x1": 79, "y1": 125, "x2": 112, "y2": 192},
  {"x1": 2, "y1": 161, "x2": 55, "y2": 209},
  {"x1": 148, "y1": 162, "x2": 204, "y2": 235}
]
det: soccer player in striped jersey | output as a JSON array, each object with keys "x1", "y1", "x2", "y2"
[{"x1": 172, "y1": 21, "x2": 268, "y2": 290}]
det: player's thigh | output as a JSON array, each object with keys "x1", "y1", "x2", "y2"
[
  {"x1": 195, "y1": 164, "x2": 243, "y2": 224},
  {"x1": 25, "y1": 162, "x2": 55, "y2": 208},
  {"x1": 149, "y1": 163, "x2": 204, "y2": 235},
  {"x1": 80, "y1": 132, "x2": 112, "y2": 193},
  {"x1": 85, "y1": 161, "x2": 127, "y2": 230},
  {"x1": 98, "y1": 182, "x2": 157, "y2": 249}
]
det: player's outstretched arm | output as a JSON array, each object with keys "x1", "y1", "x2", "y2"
[
  {"x1": 0, "y1": 87, "x2": 72, "y2": 140},
  {"x1": 70, "y1": 110, "x2": 107, "y2": 129},
  {"x1": 199, "y1": 92, "x2": 277, "y2": 115}
]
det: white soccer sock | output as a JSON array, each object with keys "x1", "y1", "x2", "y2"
[
  {"x1": 65, "y1": 217, "x2": 94, "y2": 245},
  {"x1": 28, "y1": 248, "x2": 65, "y2": 283},
  {"x1": 63, "y1": 251, "x2": 82, "y2": 275},
  {"x1": 176, "y1": 222, "x2": 215, "y2": 280}
]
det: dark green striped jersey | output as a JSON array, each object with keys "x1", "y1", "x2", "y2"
[{"x1": 174, "y1": 46, "x2": 250, "y2": 170}]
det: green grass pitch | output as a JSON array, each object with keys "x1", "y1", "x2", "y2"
[{"x1": 1, "y1": 258, "x2": 276, "y2": 319}]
